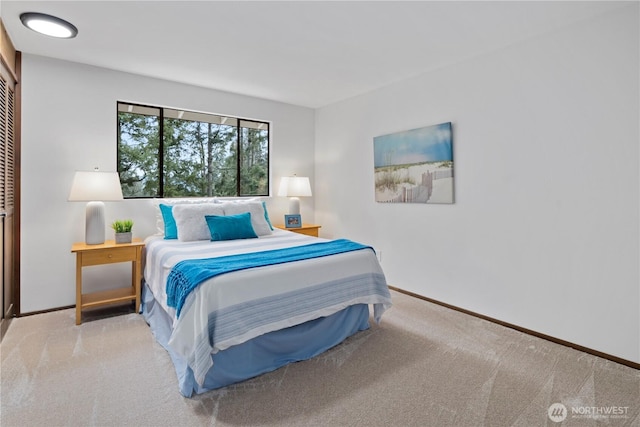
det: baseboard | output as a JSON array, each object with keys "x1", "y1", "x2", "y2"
[
  {"x1": 17, "y1": 303, "x2": 135, "y2": 323},
  {"x1": 18, "y1": 304, "x2": 75, "y2": 317},
  {"x1": 388, "y1": 286, "x2": 640, "y2": 370}
]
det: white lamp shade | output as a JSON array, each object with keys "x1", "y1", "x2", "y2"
[
  {"x1": 278, "y1": 176, "x2": 312, "y2": 197},
  {"x1": 68, "y1": 171, "x2": 124, "y2": 201}
]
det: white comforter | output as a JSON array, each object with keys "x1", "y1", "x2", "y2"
[{"x1": 144, "y1": 229, "x2": 392, "y2": 385}]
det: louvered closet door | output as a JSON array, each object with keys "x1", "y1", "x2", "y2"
[{"x1": 0, "y1": 69, "x2": 16, "y2": 324}]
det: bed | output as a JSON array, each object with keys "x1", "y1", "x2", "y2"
[{"x1": 141, "y1": 200, "x2": 392, "y2": 397}]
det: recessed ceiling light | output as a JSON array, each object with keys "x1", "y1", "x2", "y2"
[{"x1": 20, "y1": 12, "x2": 78, "y2": 39}]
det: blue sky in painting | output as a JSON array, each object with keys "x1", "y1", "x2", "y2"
[{"x1": 374, "y1": 122, "x2": 452, "y2": 167}]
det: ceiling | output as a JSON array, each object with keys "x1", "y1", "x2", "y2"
[{"x1": 1, "y1": 1, "x2": 628, "y2": 108}]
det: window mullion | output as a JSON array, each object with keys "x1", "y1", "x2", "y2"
[
  {"x1": 236, "y1": 121, "x2": 241, "y2": 195},
  {"x1": 159, "y1": 108, "x2": 165, "y2": 197}
]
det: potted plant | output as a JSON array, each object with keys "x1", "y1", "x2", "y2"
[{"x1": 111, "y1": 219, "x2": 134, "y2": 244}]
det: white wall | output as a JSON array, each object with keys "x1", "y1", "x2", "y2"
[
  {"x1": 315, "y1": 5, "x2": 639, "y2": 362},
  {"x1": 20, "y1": 56, "x2": 315, "y2": 312}
]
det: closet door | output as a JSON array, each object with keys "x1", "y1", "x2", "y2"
[
  {"x1": 0, "y1": 19, "x2": 18, "y2": 340},
  {"x1": 0, "y1": 62, "x2": 16, "y2": 338}
]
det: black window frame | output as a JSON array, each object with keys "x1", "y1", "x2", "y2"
[{"x1": 117, "y1": 101, "x2": 270, "y2": 199}]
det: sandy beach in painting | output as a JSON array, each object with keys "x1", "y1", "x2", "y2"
[{"x1": 375, "y1": 162, "x2": 454, "y2": 204}]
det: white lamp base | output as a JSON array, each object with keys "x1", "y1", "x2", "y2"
[
  {"x1": 288, "y1": 197, "x2": 301, "y2": 215},
  {"x1": 85, "y1": 201, "x2": 106, "y2": 245}
]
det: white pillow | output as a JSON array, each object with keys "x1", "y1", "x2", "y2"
[
  {"x1": 173, "y1": 203, "x2": 225, "y2": 241},
  {"x1": 151, "y1": 198, "x2": 218, "y2": 235},
  {"x1": 222, "y1": 201, "x2": 272, "y2": 236}
]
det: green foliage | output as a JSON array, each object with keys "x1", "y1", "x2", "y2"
[
  {"x1": 240, "y1": 128, "x2": 269, "y2": 195},
  {"x1": 111, "y1": 219, "x2": 133, "y2": 233},
  {"x1": 118, "y1": 113, "x2": 160, "y2": 197}
]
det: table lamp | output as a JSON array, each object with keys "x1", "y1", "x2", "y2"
[
  {"x1": 68, "y1": 169, "x2": 124, "y2": 245},
  {"x1": 278, "y1": 175, "x2": 312, "y2": 216}
]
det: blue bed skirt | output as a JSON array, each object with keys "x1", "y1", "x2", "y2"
[{"x1": 141, "y1": 284, "x2": 371, "y2": 397}]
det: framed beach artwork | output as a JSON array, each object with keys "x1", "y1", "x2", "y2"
[{"x1": 374, "y1": 122, "x2": 454, "y2": 204}]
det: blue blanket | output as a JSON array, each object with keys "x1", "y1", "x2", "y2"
[{"x1": 166, "y1": 239, "x2": 373, "y2": 317}]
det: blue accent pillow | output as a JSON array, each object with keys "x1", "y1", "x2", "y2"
[
  {"x1": 159, "y1": 204, "x2": 178, "y2": 239},
  {"x1": 205, "y1": 212, "x2": 258, "y2": 241}
]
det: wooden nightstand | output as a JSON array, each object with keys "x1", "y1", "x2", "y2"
[
  {"x1": 71, "y1": 239, "x2": 145, "y2": 325},
  {"x1": 275, "y1": 224, "x2": 322, "y2": 237}
]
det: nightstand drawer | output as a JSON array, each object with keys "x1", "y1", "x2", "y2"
[{"x1": 81, "y1": 246, "x2": 137, "y2": 266}]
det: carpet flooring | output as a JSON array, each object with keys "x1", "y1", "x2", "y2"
[{"x1": 1, "y1": 290, "x2": 638, "y2": 426}]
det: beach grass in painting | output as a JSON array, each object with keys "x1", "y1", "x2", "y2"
[{"x1": 374, "y1": 122, "x2": 454, "y2": 204}]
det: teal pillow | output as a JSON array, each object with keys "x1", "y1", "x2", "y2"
[
  {"x1": 205, "y1": 212, "x2": 258, "y2": 241},
  {"x1": 159, "y1": 204, "x2": 178, "y2": 239}
]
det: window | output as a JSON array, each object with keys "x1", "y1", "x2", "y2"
[{"x1": 117, "y1": 102, "x2": 269, "y2": 198}]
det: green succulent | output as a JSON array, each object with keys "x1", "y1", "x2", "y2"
[{"x1": 111, "y1": 219, "x2": 133, "y2": 233}]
